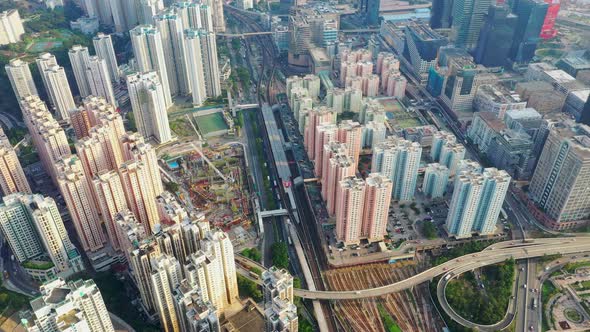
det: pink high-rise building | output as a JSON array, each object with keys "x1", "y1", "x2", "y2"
[
  {"x1": 93, "y1": 170, "x2": 129, "y2": 250},
  {"x1": 338, "y1": 120, "x2": 363, "y2": 169},
  {"x1": 321, "y1": 142, "x2": 349, "y2": 192},
  {"x1": 119, "y1": 160, "x2": 160, "y2": 233},
  {"x1": 386, "y1": 73, "x2": 407, "y2": 98},
  {"x1": 363, "y1": 74, "x2": 380, "y2": 97},
  {"x1": 313, "y1": 124, "x2": 338, "y2": 176},
  {"x1": 362, "y1": 173, "x2": 393, "y2": 242},
  {"x1": 335, "y1": 176, "x2": 366, "y2": 245},
  {"x1": 55, "y1": 155, "x2": 106, "y2": 252},
  {"x1": 121, "y1": 133, "x2": 164, "y2": 197},
  {"x1": 304, "y1": 106, "x2": 337, "y2": 160},
  {"x1": 325, "y1": 153, "x2": 356, "y2": 216}
]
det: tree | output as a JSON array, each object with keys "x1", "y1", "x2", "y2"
[
  {"x1": 241, "y1": 248, "x2": 262, "y2": 262},
  {"x1": 164, "y1": 181, "x2": 180, "y2": 193},
  {"x1": 271, "y1": 242, "x2": 289, "y2": 269},
  {"x1": 237, "y1": 275, "x2": 262, "y2": 302}
]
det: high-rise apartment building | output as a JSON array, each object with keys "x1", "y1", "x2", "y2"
[
  {"x1": 55, "y1": 155, "x2": 106, "y2": 252},
  {"x1": 139, "y1": 0, "x2": 164, "y2": 25},
  {"x1": 473, "y1": 168, "x2": 511, "y2": 235},
  {"x1": 262, "y1": 266, "x2": 294, "y2": 307},
  {"x1": 121, "y1": 132, "x2": 164, "y2": 197},
  {"x1": 127, "y1": 71, "x2": 173, "y2": 144},
  {"x1": 337, "y1": 120, "x2": 363, "y2": 169},
  {"x1": 0, "y1": 10, "x2": 25, "y2": 45},
  {"x1": 313, "y1": 124, "x2": 338, "y2": 176},
  {"x1": 446, "y1": 170, "x2": 484, "y2": 238},
  {"x1": 69, "y1": 45, "x2": 92, "y2": 97},
  {"x1": 129, "y1": 240, "x2": 162, "y2": 313},
  {"x1": 86, "y1": 56, "x2": 117, "y2": 106},
  {"x1": 172, "y1": 1, "x2": 214, "y2": 31},
  {"x1": 208, "y1": 0, "x2": 226, "y2": 32},
  {"x1": 362, "y1": 173, "x2": 393, "y2": 242},
  {"x1": 423, "y1": 163, "x2": 450, "y2": 198},
  {"x1": 35, "y1": 52, "x2": 58, "y2": 93},
  {"x1": 172, "y1": 280, "x2": 219, "y2": 332},
  {"x1": 5, "y1": 59, "x2": 37, "y2": 101},
  {"x1": 20, "y1": 96, "x2": 71, "y2": 183},
  {"x1": 439, "y1": 141, "x2": 466, "y2": 175},
  {"x1": 320, "y1": 141, "x2": 348, "y2": 181},
  {"x1": 372, "y1": 136, "x2": 422, "y2": 201},
  {"x1": 324, "y1": 153, "x2": 356, "y2": 215},
  {"x1": 184, "y1": 29, "x2": 207, "y2": 106},
  {"x1": 93, "y1": 33, "x2": 120, "y2": 82},
  {"x1": 265, "y1": 297, "x2": 299, "y2": 332},
  {"x1": 201, "y1": 230, "x2": 238, "y2": 307},
  {"x1": 150, "y1": 254, "x2": 183, "y2": 332},
  {"x1": 93, "y1": 171, "x2": 129, "y2": 251},
  {"x1": 509, "y1": 0, "x2": 548, "y2": 65},
  {"x1": 75, "y1": 126, "x2": 122, "y2": 179},
  {"x1": 305, "y1": 106, "x2": 337, "y2": 160},
  {"x1": 335, "y1": 176, "x2": 366, "y2": 245},
  {"x1": 473, "y1": 5, "x2": 517, "y2": 67},
  {"x1": 198, "y1": 29, "x2": 222, "y2": 99},
  {"x1": 119, "y1": 160, "x2": 160, "y2": 233},
  {"x1": 0, "y1": 128, "x2": 31, "y2": 195},
  {"x1": 0, "y1": 193, "x2": 84, "y2": 276},
  {"x1": 155, "y1": 11, "x2": 190, "y2": 97},
  {"x1": 130, "y1": 25, "x2": 173, "y2": 106},
  {"x1": 529, "y1": 122, "x2": 590, "y2": 229},
  {"x1": 41, "y1": 65, "x2": 77, "y2": 121},
  {"x1": 450, "y1": 0, "x2": 493, "y2": 49},
  {"x1": 27, "y1": 278, "x2": 114, "y2": 332}
]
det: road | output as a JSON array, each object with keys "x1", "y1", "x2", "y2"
[
  {"x1": 0, "y1": 238, "x2": 39, "y2": 296},
  {"x1": 294, "y1": 237, "x2": 590, "y2": 300}
]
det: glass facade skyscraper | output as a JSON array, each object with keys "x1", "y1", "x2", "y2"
[
  {"x1": 473, "y1": 5, "x2": 517, "y2": 67},
  {"x1": 509, "y1": 0, "x2": 548, "y2": 64}
]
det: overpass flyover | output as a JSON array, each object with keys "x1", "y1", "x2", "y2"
[{"x1": 293, "y1": 237, "x2": 589, "y2": 300}]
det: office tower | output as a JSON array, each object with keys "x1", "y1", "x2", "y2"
[
  {"x1": 404, "y1": 23, "x2": 448, "y2": 81},
  {"x1": 1, "y1": 194, "x2": 83, "y2": 274},
  {"x1": 139, "y1": 0, "x2": 164, "y2": 25},
  {"x1": 325, "y1": 153, "x2": 356, "y2": 215},
  {"x1": 130, "y1": 25, "x2": 173, "y2": 106},
  {"x1": 201, "y1": 230, "x2": 239, "y2": 307},
  {"x1": 441, "y1": 56, "x2": 497, "y2": 112},
  {"x1": 337, "y1": 120, "x2": 363, "y2": 169},
  {"x1": 540, "y1": 0, "x2": 559, "y2": 39},
  {"x1": 580, "y1": 96, "x2": 590, "y2": 126},
  {"x1": 5, "y1": 59, "x2": 37, "y2": 100},
  {"x1": 173, "y1": 280, "x2": 219, "y2": 332},
  {"x1": 0, "y1": 10, "x2": 25, "y2": 45},
  {"x1": 305, "y1": 106, "x2": 337, "y2": 160},
  {"x1": 121, "y1": 132, "x2": 164, "y2": 197},
  {"x1": 127, "y1": 72, "x2": 173, "y2": 144},
  {"x1": 184, "y1": 29, "x2": 207, "y2": 106},
  {"x1": 509, "y1": 0, "x2": 548, "y2": 65},
  {"x1": 119, "y1": 160, "x2": 160, "y2": 233},
  {"x1": 197, "y1": 29, "x2": 222, "y2": 98},
  {"x1": 362, "y1": 173, "x2": 393, "y2": 242},
  {"x1": 69, "y1": 45, "x2": 92, "y2": 97},
  {"x1": 446, "y1": 170, "x2": 484, "y2": 238},
  {"x1": 55, "y1": 155, "x2": 106, "y2": 252},
  {"x1": 130, "y1": 241, "x2": 162, "y2": 313},
  {"x1": 151, "y1": 255, "x2": 183, "y2": 332},
  {"x1": 93, "y1": 171, "x2": 129, "y2": 251},
  {"x1": 473, "y1": 168, "x2": 510, "y2": 235},
  {"x1": 372, "y1": 137, "x2": 422, "y2": 201},
  {"x1": 335, "y1": 176, "x2": 366, "y2": 245},
  {"x1": 155, "y1": 11, "x2": 190, "y2": 97},
  {"x1": 42, "y1": 65, "x2": 77, "y2": 121},
  {"x1": 360, "y1": 0, "x2": 380, "y2": 26},
  {"x1": 439, "y1": 141, "x2": 466, "y2": 175},
  {"x1": 430, "y1": 0, "x2": 454, "y2": 28},
  {"x1": 265, "y1": 297, "x2": 299, "y2": 332},
  {"x1": 430, "y1": 130, "x2": 457, "y2": 162},
  {"x1": 20, "y1": 96, "x2": 71, "y2": 183},
  {"x1": 473, "y1": 5, "x2": 517, "y2": 67},
  {"x1": 0, "y1": 128, "x2": 31, "y2": 195},
  {"x1": 93, "y1": 33, "x2": 120, "y2": 82},
  {"x1": 423, "y1": 163, "x2": 450, "y2": 198},
  {"x1": 208, "y1": 0, "x2": 226, "y2": 32},
  {"x1": 86, "y1": 56, "x2": 117, "y2": 106},
  {"x1": 262, "y1": 267, "x2": 294, "y2": 307},
  {"x1": 450, "y1": 0, "x2": 492, "y2": 49},
  {"x1": 529, "y1": 122, "x2": 590, "y2": 230},
  {"x1": 27, "y1": 278, "x2": 114, "y2": 332}
]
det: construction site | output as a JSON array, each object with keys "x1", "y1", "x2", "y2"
[
  {"x1": 325, "y1": 260, "x2": 446, "y2": 332},
  {"x1": 163, "y1": 141, "x2": 253, "y2": 233}
]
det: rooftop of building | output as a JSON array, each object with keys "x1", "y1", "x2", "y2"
[
  {"x1": 477, "y1": 111, "x2": 507, "y2": 132},
  {"x1": 223, "y1": 300, "x2": 265, "y2": 332},
  {"x1": 407, "y1": 21, "x2": 445, "y2": 41},
  {"x1": 558, "y1": 50, "x2": 590, "y2": 68},
  {"x1": 544, "y1": 69, "x2": 576, "y2": 83},
  {"x1": 505, "y1": 108, "x2": 542, "y2": 119},
  {"x1": 477, "y1": 84, "x2": 523, "y2": 104},
  {"x1": 569, "y1": 89, "x2": 590, "y2": 101}
]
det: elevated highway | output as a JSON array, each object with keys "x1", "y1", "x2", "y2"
[{"x1": 293, "y1": 237, "x2": 590, "y2": 300}]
